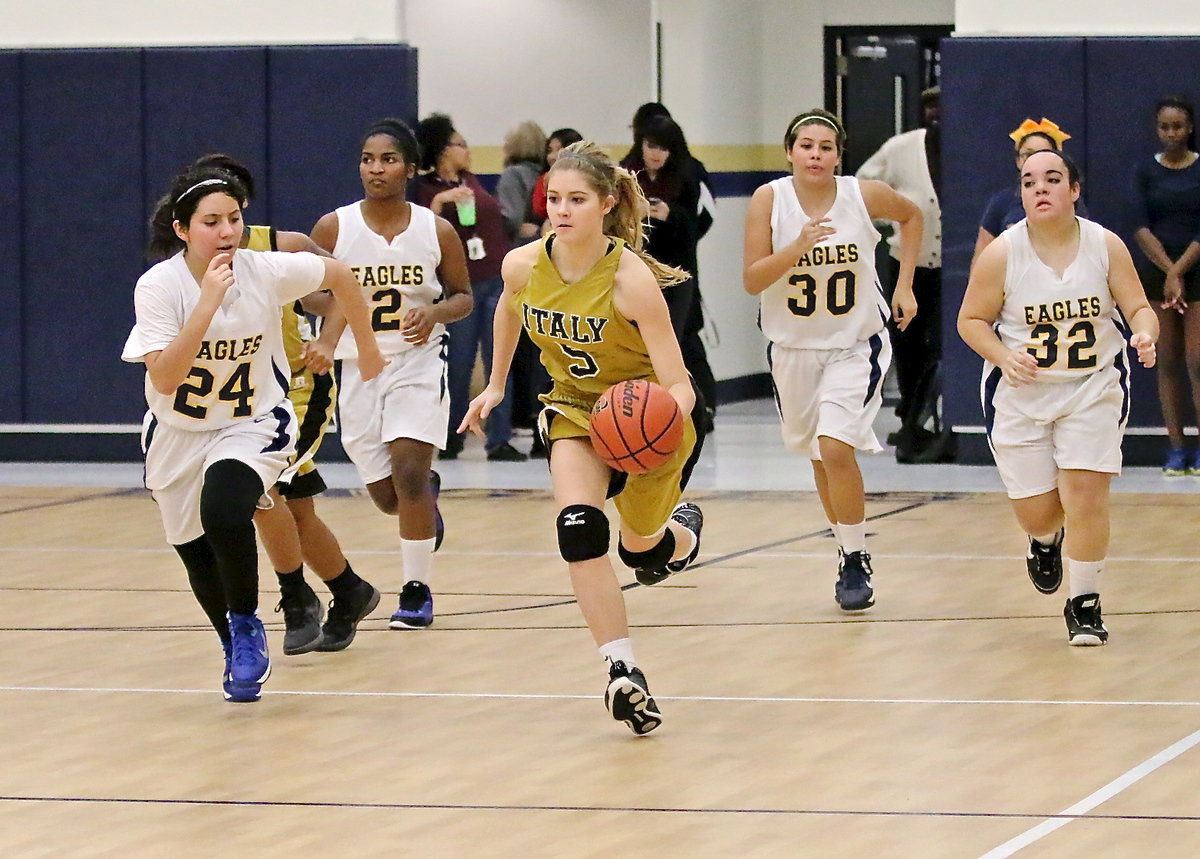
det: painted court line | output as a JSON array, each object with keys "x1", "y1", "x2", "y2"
[
  {"x1": 980, "y1": 727, "x2": 1200, "y2": 858},
  {"x1": 3, "y1": 685, "x2": 1200, "y2": 708}
]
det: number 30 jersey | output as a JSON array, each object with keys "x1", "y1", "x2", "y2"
[
  {"x1": 997, "y1": 217, "x2": 1125, "y2": 382},
  {"x1": 331, "y1": 201, "x2": 444, "y2": 360},
  {"x1": 759, "y1": 175, "x2": 889, "y2": 350},
  {"x1": 122, "y1": 249, "x2": 326, "y2": 431}
]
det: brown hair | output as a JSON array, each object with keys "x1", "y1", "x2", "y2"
[
  {"x1": 549, "y1": 141, "x2": 687, "y2": 289},
  {"x1": 784, "y1": 108, "x2": 846, "y2": 154}
]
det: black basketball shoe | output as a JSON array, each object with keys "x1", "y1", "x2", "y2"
[
  {"x1": 275, "y1": 585, "x2": 324, "y2": 656},
  {"x1": 605, "y1": 661, "x2": 663, "y2": 735},
  {"x1": 1065, "y1": 593, "x2": 1108, "y2": 646},
  {"x1": 835, "y1": 550, "x2": 875, "y2": 612},
  {"x1": 316, "y1": 580, "x2": 381, "y2": 652},
  {"x1": 1027, "y1": 529, "x2": 1064, "y2": 594}
]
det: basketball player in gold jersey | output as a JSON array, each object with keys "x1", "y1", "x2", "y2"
[
  {"x1": 191, "y1": 155, "x2": 382, "y2": 656},
  {"x1": 461, "y1": 142, "x2": 706, "y2": 735}
]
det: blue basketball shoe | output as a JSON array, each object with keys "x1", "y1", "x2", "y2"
[
  {"x1": 226, "y1": 611, "x2": 271, "y2": 702},
  {"x1": 390, "y1": 580, "x2": 433, "y2": 629}
]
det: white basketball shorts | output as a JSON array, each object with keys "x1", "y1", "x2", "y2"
[
  {"x1": 983, "y1": 361, "x2": 1129, "y2": 499},
  {"x1": 337, "y1": 338, "x2": 449, "y2": 486},
  {"x1": 768, "y1": 331, "x2": 891, "y2": 460},
  {"x1": 141, "y1": 403, "x2": 297, "y2": 545}
]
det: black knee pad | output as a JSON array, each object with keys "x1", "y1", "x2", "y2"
[
  {"x1": 556, "y1": 504, "x2": 610, "y2": 562},
  {"x1": 618, "y1": 531, "x2": 676, "y2": 571},
  {"x1": 201, "y1": 459, "x2": 264, "y2": 532}
]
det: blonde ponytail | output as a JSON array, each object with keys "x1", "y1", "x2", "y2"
[{"x1": 550, "y1": 141, "x2": 688, "y2": 289}]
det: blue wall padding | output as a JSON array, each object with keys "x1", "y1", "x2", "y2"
[
  {"x1": 21, "y1": 49, "x2": 147, "y2": 423},
  {"x1": 2, "y1": 44, "x2": 417, "y2": 427},
  {"x1": 142, "y1": 47, "x2": 270, "y2": 226},
  {"x1": 267, "y1": 45, "x2": 420, "y2": 235},
  {"x1": 942, "y1": 37, "x2": 1093, "y2": 429},
  {"x1": 0, "y1": 53, "x2": 21, "y2": 421}
]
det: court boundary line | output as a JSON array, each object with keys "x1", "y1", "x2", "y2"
[
  {"x1": 979, "y1": 727, "x2": 1200, "y2": 857},
  {"x1": 1, "y1": 793, "x2": 1198, "y2": 823},
  {"x1": 4, "y1": 684, "x2": 1200, "y2": 708}
]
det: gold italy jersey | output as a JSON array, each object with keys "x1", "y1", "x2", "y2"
[{"x1": 513, "y1": 236, "x2": 657, "y2": 412}]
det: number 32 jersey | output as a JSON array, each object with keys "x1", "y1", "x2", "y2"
[
  {"x1": 122, "y1": 249, "x2": 325, "y2": 431},
  {"x1": 759, "y1": 175, "x2": 889, "y2": 350},
  {"x1": 996, "y1": 217, "x2": 1125, "y2": 382}
]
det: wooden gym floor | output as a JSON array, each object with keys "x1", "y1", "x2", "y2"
[{"x1": 2, "y1": 478, "x2": 1199, "y2": 857}]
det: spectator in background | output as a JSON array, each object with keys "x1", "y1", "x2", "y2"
[
  {"x1": 531, "y1": 127, "x2": 584, "y2": 228},
  {"x1": 622, "y1": 114, "x2": 718, "y2": 432},
  {"x1": 857, "y1": 86, "x2": 949, "y2": 463},
  {"x1": 972, "y1": 117, "x2": 1081, "y2": 266},
  {"x1": 410, "y1": 113, "x2": 525, "y2": 462},
  {"x1": 496, "y1": 120, "x2": 546, "y2": 244},
  {"x1": 1131, "y1": 94, "x2": 1200, "y2": 475}
]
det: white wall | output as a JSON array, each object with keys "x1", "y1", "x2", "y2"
[
  {"x1": 0, "y1": 0, "x2": 399, "y2": 46},
  {"x1": 955, "y1": 0, "x2": 1200, "y2": 35},
  {"x1": 402, "y1": 0, "x2": 652, "y2": 146}
]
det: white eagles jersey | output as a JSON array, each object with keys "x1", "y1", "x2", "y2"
[
  {"x1": 759, "y1": 175, "x2": 889, "y2": 350},
  {"x1": 996, "y1": 217, "x2": 1127, "y2": 382},
  {"x1": 122, "y1": 249, "x2": 325, "y2": 431},
  {"x1": 332, "y1": 201, "x2": 444, "y2": 360}
]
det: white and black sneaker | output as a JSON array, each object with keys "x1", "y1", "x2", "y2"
[
  {"x1": 1027, "y1": 529, "x2": 1064, "y2": 594},
  {"x1": 665, "y1": 502, "x2": 703, "y2": 573},
  {"x1": 1065, "y1": 593, "x2": 1108, "y2": 646},
  {"x1": 835, "y1": 550, "x2": 875, "y2": 612},
  {"x1": 605, "y1": 661, "x2": 663, "y2": 735}
]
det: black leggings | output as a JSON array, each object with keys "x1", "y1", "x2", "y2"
[{"x1": 173, "y1": 459, "x2": 265, "y2": 628}]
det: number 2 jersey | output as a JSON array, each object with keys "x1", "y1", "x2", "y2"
[
  {"x1": 759, "y1": 175, "x2": 889, "y2": 350},
  {"x1": 996, "y1": 217, "x2": 1126, "y2": 382},
  {"x1": 121, "y1": 249, "x2": 326, "y2": 431},
  {"x1": 330, "y1": 201, "x2": 444, "y2": 361}
]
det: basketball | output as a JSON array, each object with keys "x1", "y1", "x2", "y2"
[{"x1": 588, "y1": 379, "x2": 684, "y2": 473}]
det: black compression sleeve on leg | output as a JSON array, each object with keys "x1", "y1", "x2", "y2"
[
  {"x1": 201, "y1": 459, "x2": 265, "y2": 616},
  {"x1": 174, "y1": 535, "x2": 230, "y2": 642}
]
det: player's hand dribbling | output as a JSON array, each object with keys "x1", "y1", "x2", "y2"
[
  {"x1": 459, "y1": 385, "x2": 504, "y2": 438},
  {"x1": 1130, "y1": 332, "x2": 1157, "y2": 368},
  {"x1": 1002, "y1": 349, "x2": 1039, "y2": 386},
  {"x1": 201, "y1": 253, "x2": 235, "y2": 299}
]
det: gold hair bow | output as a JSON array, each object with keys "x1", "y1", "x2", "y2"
[{"x1": 1008, "y1": 118, "x2": 1072, "y2": 146}]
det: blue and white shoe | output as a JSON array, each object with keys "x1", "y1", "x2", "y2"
[
  {"x1": 389, "y1": 580, "x2": 433, "y2": 629},
  {"x1": 226, "y1": 611, "x2": 271, "y2": 702},
  {"x1": 221, "y1": 640, "x2": 235, "y2": 700}
]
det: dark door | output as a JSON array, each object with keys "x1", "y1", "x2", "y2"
[{"x1": 825, "y1": 26, "x2": 951, "y2": 174}]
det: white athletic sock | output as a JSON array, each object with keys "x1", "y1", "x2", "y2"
[
  {"x1": 839, "y1": 521, "x2": 867, "y2": 555},
  {"x1": 400, "y1": 537, "x2": 436, "y2": 586},
  {"x1": 1033, "y1": 530, "x2": 1062, "y2": 547},
  {"x1": 599, "y1": 637, "x2": 637, "y2": 669},
  {"x1": 1068, "y1": 559, "x2": 1104, "y2": 599}
]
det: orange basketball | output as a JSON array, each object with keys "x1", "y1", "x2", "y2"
[{"x1": 588, "y1": 379, "x2": 684, "y2": 474}]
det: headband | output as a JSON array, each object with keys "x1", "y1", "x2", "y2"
[
  {"x1": 1009, "y1": 117, "x2": 1071, "y2": 147},
  {"x1": 175, "y1": 178, "x2": 231, "y2": 204},
  {"x1": 789, "y1": 115, "x2": 841, "y2": 138}
]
